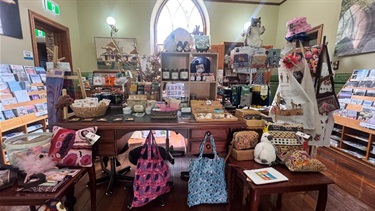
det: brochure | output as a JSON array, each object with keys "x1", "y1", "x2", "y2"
[{"x1": 243, "y1": 167, "x2": 288, "y2": 185}]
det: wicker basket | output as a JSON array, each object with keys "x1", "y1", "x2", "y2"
[{"x1": 70, "y1": 102, "x2": 109, "y2": 118}]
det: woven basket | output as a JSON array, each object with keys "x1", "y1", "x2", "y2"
[
  {"x1": 151, "y1": 109, "x2": 178, "y2": 119},
  {"x1": 70, "y1": 102, "x2": 109, "y2": 118}
]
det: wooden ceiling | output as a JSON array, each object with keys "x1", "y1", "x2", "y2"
[{"x1": 203, "y1": 0, "x2": 287, "y2": 6}]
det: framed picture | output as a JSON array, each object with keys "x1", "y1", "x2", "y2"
[
  {"x1": 0, "y1": 0, "x2": 23, "y2": 39},
  {"x1": 334, "y1": 0, "x2": 375, "y2": 56},
  {"x1": 94, "y1": 37, "x2": 138, "y2": 70}
]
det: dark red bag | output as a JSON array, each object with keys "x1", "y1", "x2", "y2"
[{"x1": 131, "y1": 131, "x2": 170, "y2": 208}]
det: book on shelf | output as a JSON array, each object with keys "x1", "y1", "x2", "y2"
[
  {"x1": 365, "y1": 90, "x2": 375, "y2": 97},
  {"x1": 30, "y1": 94, "x2": 40, "y2": 100},
  {"x1": 350, "y1": 99, "x2": 363, "y2": 105},
  {"x1": 34, "y1": 66, "x2": 46, "y2": 74},
  {"x1": 1, "y1": 97, "x2": 18, "y2": 105},
  {"x1": 351, "y1": 69, "x2": 369, "y2": 81},
  {"x1": 7, "y1": 81, "x2": 23, "y2": 92},
  {"x1": 362, "y1": 100, "x2": 373, "y2": 106},
  {"x1": 35, "y1": 103, "x2": 46, "y2": 111},
  {"x1": 23, "y1": 66, "x2": 36, "y2": 74},
  {"x1": 0, "y1": 82, "x2": 11, "y2": 95},
  {"x1": 12, "y1": 106, "x2": 28, "y2": 117},
  {"x1": 243, "y1": 167, "x2": 288, "y2": 185},
  {"x1": 353, "y1": 89, "x2": 366, "y2": 96},
  {"x1": 0, "y1": 111, "x2": 5, "y2": 122},
  {"x1": 367, "y1": 69, "x2": 375, "y2": 80},
  {"x1": 14, "y1": 72, "x2": 30, "y2": 82},
  {"x1": 39, "y1": 93, "x2": 47, "y2": 99},
  {"x1": 10, "y1": 64, "x2": 25, "y2": 74},
  {"x1": 25, "y1": 105, "x2": 37, "y2": 114},
  {"x1": 0, "y1": 73, "x2": 16, "y2": 82},
  {"x1": 2, "y1": 109, "x2": 16, "y2": 120},
  {"x1": 0, "y1": 64, "x2": 11, "y2": 73},
  {"x1": 37, "y1": 86, "x2": 45, "y2": 91},
  {"x1": 358, "y1": 80, "x2": 373, "y2": 88},
  {"x1": 29, "y1": 74, "x2": 42, "y2": 84},
  {"x1": 344, "y1": 80, "x2": 359, "y2": 88},
  {"x1": 13, "y1": 90, "x2": 30, "y2": 103},
  {"x1": 359, "y1": 106, "x2": 375, "y2": 130}
]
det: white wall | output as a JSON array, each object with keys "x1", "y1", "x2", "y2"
[
  {"x1": 276, "y1": 0, "x2": 375, "y2": 73},
  {"x1": 0, "y1": 0, "x2": 82, "y2": 71}
]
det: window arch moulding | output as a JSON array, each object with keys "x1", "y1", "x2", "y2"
[{"x1": 150, "y1": 0, "x2": 210, "y2": 54}]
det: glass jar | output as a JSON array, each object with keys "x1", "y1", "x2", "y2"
[
  {"x1": 162, "y1": 68, "x2": 170, "y2": 80},
  {"x1": 171, "y1": 69, "x2": 179, "y2": 81},
  {"x1": 179, "y1": 68, "x2": 189, "y2": 81}
]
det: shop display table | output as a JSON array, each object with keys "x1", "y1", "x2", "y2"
[
  {"x1": 227, "y1": 157, "x2": 334, "y2": 211},
  {"x1": 55, "y1": 109, "x2": 246, "y2": 157},
  {"x1": 0, "y1": 167, "x2": 96, "y2": 211}
]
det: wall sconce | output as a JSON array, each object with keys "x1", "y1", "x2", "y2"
[{"x1": 106, "y1": 16, "x2": 118, "y2": 37}]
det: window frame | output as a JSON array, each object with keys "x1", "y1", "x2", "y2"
[{"x1": 150, "y1": 0, "x2": 210, "y2": 54}]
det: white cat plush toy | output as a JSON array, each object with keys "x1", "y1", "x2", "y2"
[{"x1": 254, "y1": 132, "x2": 276, "y2": 165}]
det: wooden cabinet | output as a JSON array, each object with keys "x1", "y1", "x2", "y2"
[{"x1": 160, "y1": 52, "x2": 218, "y2": 100}]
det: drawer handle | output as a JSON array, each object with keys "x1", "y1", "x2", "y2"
[{"x1": 206, "y1": 144, "x2": 211, "y2": 149}]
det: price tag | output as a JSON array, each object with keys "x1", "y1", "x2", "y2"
[
  {"x1": 260, "y1": 85, "x2": 268, "y2": 96},
  {"x1": 85, "y1": 132, "x2": 100, "y2": 145}
]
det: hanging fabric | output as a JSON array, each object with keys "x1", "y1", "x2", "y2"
[{"x1": 269, "y1": 40, "x2": 322, "y2": 135}]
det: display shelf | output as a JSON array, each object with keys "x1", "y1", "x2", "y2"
[
  {"x1": 0, "y1": 68, "x2": 48, "y2": 164},
  {"x1": 3, "y1": 98, "x2": 47, "y2": 110},
  {"x1": 333, "y1": 69, "x2": 375, "y2": 164},
  {"x1": 160, "y1": 52, "x2": 218, "y2": 100}
]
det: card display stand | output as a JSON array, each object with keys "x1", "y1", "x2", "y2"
[
  {"x1": 1, "y1": 82, "x2": 48, "y2": 164},
  {"x1": 332, "y1": 69, "x2": 375, "y2": 165}
]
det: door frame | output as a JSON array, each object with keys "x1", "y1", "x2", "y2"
[{"x1": 28, "y1": 10, "x2": 73, "y2": 70}]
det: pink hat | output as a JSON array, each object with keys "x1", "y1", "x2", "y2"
[{"x1": 285, "y1": 17, "x2": 312, "y2": 38}]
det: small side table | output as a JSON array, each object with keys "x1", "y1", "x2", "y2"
[
  {"x1": 227, "y1": 157, "x2": 334, "y2": 211},
  {"x1": 0, "y1": 167, "x2": 96, "y2": 211}
]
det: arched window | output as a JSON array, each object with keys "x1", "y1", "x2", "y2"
[{"x1": 150, "y1": 0, "x2": 209, "y2": 54}]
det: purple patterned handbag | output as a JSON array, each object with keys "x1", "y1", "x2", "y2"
[{"x1": 131, "y1": 131, "x2": 170, "y2": 208}]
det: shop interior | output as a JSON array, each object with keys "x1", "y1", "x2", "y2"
[{"x1": 0, "y1": 0, "x2": 375, "y2": 210}]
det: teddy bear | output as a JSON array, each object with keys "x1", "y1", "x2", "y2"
[{"x1": 254, "y1": 132, "x2": 277, "y2": 165}]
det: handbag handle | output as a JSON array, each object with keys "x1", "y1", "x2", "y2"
[
  {"x1": 140, "y1": 131, "x2": 161, "y2": 160},
  {"x1": 198, "y1": 131, "x2": 218, "y2": 159}
]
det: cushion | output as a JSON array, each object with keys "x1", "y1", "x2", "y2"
[
  {"x1": 285, "y1": 150, "x2": 327, "y2": 172},
  {"x1": 49, "y1": 126, "x2": 97, "y2": 167}
]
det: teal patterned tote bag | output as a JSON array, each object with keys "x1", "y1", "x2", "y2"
[{"x1": 187, "y1": 132, "x2": 228, "y2": 207}]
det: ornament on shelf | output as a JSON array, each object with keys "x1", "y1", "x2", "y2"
[{"x1": 241, "y1": 17, "x2": 265, "y2": 47}]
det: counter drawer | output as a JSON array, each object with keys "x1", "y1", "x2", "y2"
[
  {"x1": 189, "y1": 139, "x2": 228, "y2": 155},
  {"x1": 190, "y1": 129, "x2": 228, "y2": 140},
  {"x1": 97, "y1": 130, "x2": 115, "y2": 143},
  {"x1": 95, "y1": 142, "x2": 116, "y2": 157}
]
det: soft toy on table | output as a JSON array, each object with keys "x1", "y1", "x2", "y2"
[{"x1": 254, "y1": 132, "x2": 276, "y2": 165}]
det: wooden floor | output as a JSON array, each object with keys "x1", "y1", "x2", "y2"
[{"x1": 1, "y1": 146, "x2": 375, "y2": 211}]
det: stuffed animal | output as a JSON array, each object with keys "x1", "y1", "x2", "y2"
[
  {"x1": 254, "y1": 132, "x2": 276, "y2": 165},
  {"x1": 241, "y1": 17, "x2": 265, "y2": 47}
]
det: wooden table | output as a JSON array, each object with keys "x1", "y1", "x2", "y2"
[
  {"x1": 55, "y1": 109, "x2": 246, "y2": 157},
  {"x1": 227, "y1": 157, "x2": 335, "y2": 211},
  {"x1": 0, "y1": 168, "x2": 96, "y2": 211}
]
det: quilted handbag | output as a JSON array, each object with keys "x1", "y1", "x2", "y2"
[
  {"x1": 187, "y1": 132, "x2": 228, "y2": 207},
  {"x1": 285, "y1": 150, "x2": 327, "y2": 172},
  {"x1": 232, "y1": 131, "x2": 259, "y2": 150},
  {"x1": 131, "y1": 131, "x2": 170, "y2": 208}
]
